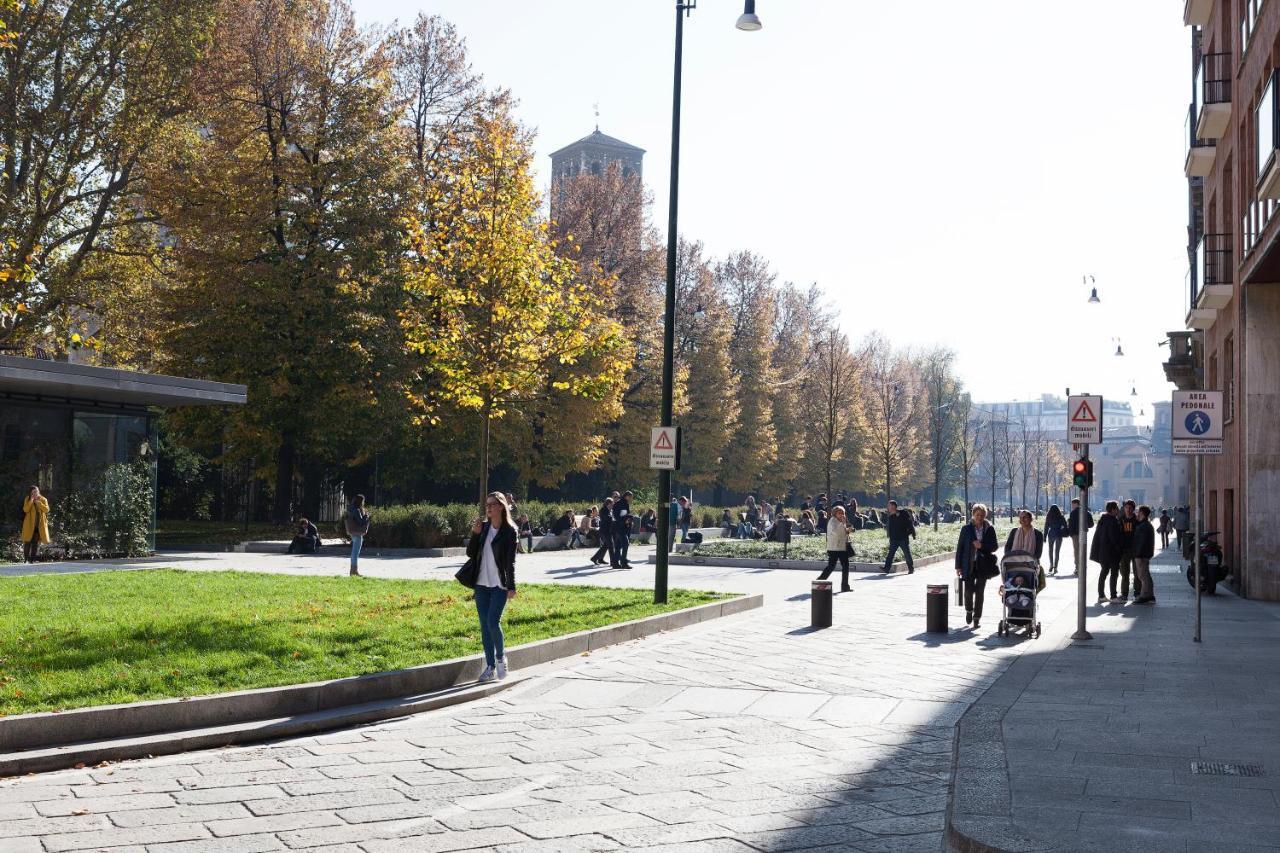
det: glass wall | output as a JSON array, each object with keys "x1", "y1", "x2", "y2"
[{"x1": 1, "y1": 400, "x2": 156, "y2": 551}]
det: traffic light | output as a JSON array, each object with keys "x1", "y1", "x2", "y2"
[{"x1": 1072, "y1": 458, "x2": 1093, "y2": 490}]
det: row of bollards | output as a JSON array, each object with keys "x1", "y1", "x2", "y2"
[{"x1": 810, "y1": 579, "x2": 950, "y2": 633}]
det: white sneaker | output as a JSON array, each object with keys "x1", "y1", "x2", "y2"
[
  {"x1": 478, "y1": 665, "x2": 496, "y2": 683},
  {"x1": 496, "y1": 659, "x2": 508, "y2": 680}
]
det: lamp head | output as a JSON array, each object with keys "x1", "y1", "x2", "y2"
[
  {"x1": 1088, "y1": 287, "x2": 1100, "y2": 304},
  {"x1": 736, "y1": 0, "x2": 762, "y2": 31}
]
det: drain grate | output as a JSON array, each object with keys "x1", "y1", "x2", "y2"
[{"x1": 1190, "y1": 761, "x2": 1265, "y2": 777}]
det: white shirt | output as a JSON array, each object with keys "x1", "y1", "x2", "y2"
[{"x1": 477, "y1": 526, "x2": 504, "y2": 589}]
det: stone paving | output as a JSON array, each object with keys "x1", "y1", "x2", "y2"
[
  {"x1": 949, "y1": 547, "x2": 1280, "y2": 853},
  {"x1": 0, "y1": 550, "x2": 1080, "y2": 852}
]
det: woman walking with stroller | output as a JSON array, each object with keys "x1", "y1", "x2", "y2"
[
  {"x1": 1042, "y1": 505, "x2": 1067, "y2": 574},
  {"x1": 956, "y1": 503, "x2": 999, "y2": 630},
  {"x1": 1007, "y1": 510, "x2": 1044, "y2": 562},
  {"x1": 817, "y1": 505, "x2": 854, "y2": 593}
]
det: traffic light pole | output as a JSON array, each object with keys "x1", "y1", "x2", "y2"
[{"x1": 1071, "y1": 444, "x2": 1092, "y2": 642}]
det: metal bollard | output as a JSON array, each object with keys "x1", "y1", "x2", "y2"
[
  {"x1": 926, "y1": 584, "x2": 948, "y2": 633},
  {"x1": 811, "y1": 580, "x2": 832, "y2": 628}
]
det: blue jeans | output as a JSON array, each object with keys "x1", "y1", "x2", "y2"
[
  {"x1": 884, "y1": 538, "x2": 914, "y2": 572},
  {"x1": 349, "y1": 535, "x2": 363, "y2": 571},
  {"x1": 474, "y1": 585, "x2": 509, "y2": 667}
]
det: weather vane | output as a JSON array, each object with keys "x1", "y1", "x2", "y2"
[{"x1": 593, "y1": 102, "x2": 600, "y2": 131}]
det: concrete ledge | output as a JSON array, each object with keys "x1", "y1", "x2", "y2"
[
  {"x1": 651, "y1": 551, "x2": 953, "y2": 574},
  {"x1": 0, "y1": 593, "x2": 762, "y2": 772},
  {"x1": 234, "y1": 542, "x2": 468, "y2": 558}
]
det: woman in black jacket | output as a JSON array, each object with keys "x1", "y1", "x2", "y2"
[
  {"x1": 1006, "y1": 510, "x2": 1045, "y2": 562},
  {"x1": 1043, "y1": 505, "x2": 1068, "y2": 575},
  {"x1": 467, "y1": 492, "x2": 519, "y2": 682},
  {"x1": 955, "y1": 503, "x2": 999, "y2": 629}
]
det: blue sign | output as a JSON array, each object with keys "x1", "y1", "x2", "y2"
[{"x1": 1185, "y1": 411, "x2": 1212, "y2": 436}]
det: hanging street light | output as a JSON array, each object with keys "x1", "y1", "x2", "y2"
[
  {"x1": 736, "y1": 0, "x2": 763, "y2": 31},
  {"x1": 1085, "y1": 274, "x2": 1099, "y2": 304}
]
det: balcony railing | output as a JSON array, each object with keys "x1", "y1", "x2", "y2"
[
  {"x1": 1194, "y1": 52, "x2": 1233, "y2": 140},
  {"x1": 1186, "y1": 104, "x2": 1216, "y2": 177},
  {"x1": 1197, "y1": 233, "x2": 1233, "y2": 290}
]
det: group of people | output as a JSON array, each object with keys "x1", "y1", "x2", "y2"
[{"x1": 815, "y1": 499, "x2": 921, "y2": 590}]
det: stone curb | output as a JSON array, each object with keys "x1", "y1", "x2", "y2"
[
  {"x1": 650, "y1": 551, "x2": 954, "y2": 574},
  {"x1": 0, "y1": 593, "x2": 763, "y2": 773},
  {"x1": 942, "y1": 591, "x2": 1080, "y2": 853}
]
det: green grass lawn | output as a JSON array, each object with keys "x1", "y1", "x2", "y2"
[
  {"x1": 692, "y1": 519, "x2": 1020, "y2": 563},
  {"x1": 0, "y1": 570, "x2": 726, "y2": 716}
]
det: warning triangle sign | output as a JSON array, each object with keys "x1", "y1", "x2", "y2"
[
  {"x1": 654, "y1": 431, "x2": 674, "y2": 450},
  {"x1": 1071, "y1": 400, "x2": 1098, "y2": 423}
]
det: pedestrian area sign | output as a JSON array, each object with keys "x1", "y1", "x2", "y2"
[
  {"x1": 1173, "y1": 390, "x2": 1224, "y2": 455},
  {"x1": 1067, "y1": 395, "x2": 1103, "y2": 445},
  {"x1": 649, "y1": 426, "x2": 681, "y2": 470}
]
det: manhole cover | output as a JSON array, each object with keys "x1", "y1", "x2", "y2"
[{"x1": 1190, "y1": 761, "x2": 1265, "y2": 777}]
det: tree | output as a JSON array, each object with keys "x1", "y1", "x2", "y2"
[
  {"x1": 921, "y1": 347, "x2": 964, "y2": 529},
  {"x1": 717, "y1": 251, "x2": 777, "y2": 496},
  {"x1": 768, "y1": 282, "x2": 824, "y2": 495},
  {"x1": 674, "y1": 239, "x2": 736, "y2": 492},
  {"x1": 157, "y1": 0, "x2": 411, "y2": 521},
  {"x1": 402, "y1": 99, "x2": 626, "y2": 505},
  {"x1": 861, "y1": 333, "x2": 921, "y2": 503},
  {"x1": 550, "y1": 161, "x2": 665, "y2": 487},
  {"x1": 0, "y1": 0, "x2": 213, "y2": 352},
  {"x1": 956, "y1": 397, "x2": 981, "y2": 511},
  {"x1": 804, "y1": 328, "x2": 859, "y2": 498}
]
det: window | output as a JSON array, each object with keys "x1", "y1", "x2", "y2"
[
  {"x1": 1123, "y1": 461, "x2": 1155, "y2": 479},
  {"x1": 1224, "y1": 335, "x2": 1235, "y2": 423},
  {"x1": 1257, "y1": 71, "x2": 1277, "y2": 184}
]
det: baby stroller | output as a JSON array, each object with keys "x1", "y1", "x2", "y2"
[{"x1": 997, "y1": 550, "x2": 1042, "y2": 638}]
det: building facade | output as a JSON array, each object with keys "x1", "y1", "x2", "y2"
[
  {"x1": 548, "y1": 129, "x2": 645, "y2": 219},
  {"x1": 1168, "y1": 0, "x2": 1280, "y2": 600}
]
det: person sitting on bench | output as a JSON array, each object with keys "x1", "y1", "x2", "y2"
[{"x1": 287, "y1": 518, "x2": 321, "y2": 554}]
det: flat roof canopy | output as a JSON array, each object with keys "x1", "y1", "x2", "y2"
[{"x1": 0, "y1": 355, "x2": 247, "y2": 408}]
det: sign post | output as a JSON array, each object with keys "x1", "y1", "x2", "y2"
[
  {"x1": 1172, "y1": 390, "x2": 1224, "y2": 643},
  {"x1": 1067, "y1": 395, "x2": 1103, "y2": 642},
  {"x1": 649, "y1": 426, "x2": 682, "y2": 603}
]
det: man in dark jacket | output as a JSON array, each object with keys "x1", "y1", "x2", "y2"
[
  {"x1": 1132, "y1": 505, "x2": 1157, "y2": 604},
  {"x1": 1090, "y1": 501, "x2": 1123, "y2": 602},
  {"x1": 883, "y1": 500, "x2": 917, "y2": 574},
  {"x1": 613, "y1": 490, "x2": 634, "y2": 568},
  {"x1": 1067, "y1": 498, "x2": 1094, "y2": 576},
  {"x1": 1118, "y1": 500, "x2": 1138, "y2": 601}
]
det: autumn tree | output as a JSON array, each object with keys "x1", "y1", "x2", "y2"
[
  {"x1": 803, "y1": 328, "x2": 860, "y2": 498},
  {"x1": 550, "y1": 162, "x2": 665, "y2": 487},
  {"x1": 673, "y1": 239, "x2": 736, "y2": 492},
  {"x1": 717, "y1": 251, "x2": 777, "y2": 496},
  {"x1": 157, "y1": 0, "x2": 411, "y2": 521},
  {"x1": 402, "y1": 100, "x2": 625, "y2": 504},
  {"x1": 768, "y1": 282, "x2": 824, "y2": 495},
  {"x1": 861, "y1": 333, "x2": 922, "y2": 503},
  {"x1": 920, "y1": 347, "x2": 965, "y2": 528},
  {"x1": 0, "y1": 0, "x2": 213, "y2": 353}
]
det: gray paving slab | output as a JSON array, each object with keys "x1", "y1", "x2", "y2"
[{"x1": 945, "y1": 548, "x2": 1280, "y2": 851}]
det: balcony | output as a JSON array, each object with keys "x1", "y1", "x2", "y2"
[
  {"x1": 1162, "y1": 330, "x2": 1201, "y2": 391},
  {"x1": 1185, "y1": 0, "x2": 1214, "y2": 26},
  {"x1": 1194, "y1": 52, "x2": 1232, "y2": 140},
  {"x1": 1185, "y1": 104, "x2": 1216, "y2": 177},
  {"x1": 1186, "y1": 233, "x2": 1233, "y2": 329}
]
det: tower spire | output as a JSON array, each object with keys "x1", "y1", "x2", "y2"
[{"x1": 593, "y1": 102, "x2": 599, "y2": 132}]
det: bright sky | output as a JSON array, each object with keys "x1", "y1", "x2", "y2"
[{"x1": 354, "y1": 0, "x2": 1189, "y2": 421}]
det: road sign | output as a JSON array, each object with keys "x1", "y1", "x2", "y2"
[
  {"x1": 1067, "y1": 395, "x2": 1103, "y2": 445},
  {"x1": 649, "y1": 426, "x2": 681, "y2": 470},
  {"x1": 1173, "y1": 391, "x2": 1223, "y2": 456}
]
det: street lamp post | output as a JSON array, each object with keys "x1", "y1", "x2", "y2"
[{"x1": 655, "y1": 1, "x2": 760, "y2": 605}]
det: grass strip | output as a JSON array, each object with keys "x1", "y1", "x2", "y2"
[{"x1": 0, "y1": 570, "x2": 725, "y2": 716}]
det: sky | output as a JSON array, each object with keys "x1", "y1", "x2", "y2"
[{"x1": 353, "y1": 0, "x2": 1191, "y2": 423}]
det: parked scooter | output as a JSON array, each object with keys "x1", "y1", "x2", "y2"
[{"x1": 1183, "y1": 530, "x2": 1228, "y2": 594}]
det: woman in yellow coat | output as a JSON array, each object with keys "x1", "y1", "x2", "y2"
[{"x1": 21, "y1": 485, "x2": 50, "y2": 563}]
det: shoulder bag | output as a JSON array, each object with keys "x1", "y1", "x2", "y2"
[{"x1": 455, "y1": 557, "x2": 479, "y2": 589}]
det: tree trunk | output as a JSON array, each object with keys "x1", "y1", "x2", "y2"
[
  {"x1": 273, "y1": 437, "x2": 295, "y2": 523},
  {"x1": 478, "y1": 408, "x2": 491, "y2": 510},
  {"x1": 301, "y1": 462, "x2": 322, "y2": 523}
]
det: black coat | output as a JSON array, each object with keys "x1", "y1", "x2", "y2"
[
  {"x1": 1043, "y1": 512, "x2": 1068, "y2": 541},
  {"x1": 1068, "y1": 507, "x2": 1094, "y2": 536},
  {"x1": 466, "y1": 522, "x2": 518, "y2": 590},
  {"x1": 1004, "y1": 528, "x2": 1045, "y2": 561},
  {"x1": 956, "y1": 522, "x2": 999, "y2": 579},
  {"x1": 886, "y1": 510, "x2": 916, "y2": 541},
  {"x1": 1134, "y1": 519, "x2": 1156, "y2": 559},
  {"x1": 1090, "y1": 513, "x2": 1123, "y2": 565},
  {"x1": 1118, "y1": 512, "x2": 1138, "y2": 556}
]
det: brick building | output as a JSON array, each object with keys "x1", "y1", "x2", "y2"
[{"x1": 1167, "y1": 0, "x2": 1280, "y2": 599}]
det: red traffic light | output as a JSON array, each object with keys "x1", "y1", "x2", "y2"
[{"x1": 1073, "y1": 460, "x2": 1087, "y2": 475}]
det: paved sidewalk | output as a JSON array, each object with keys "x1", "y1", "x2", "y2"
[
  {"x1": 0, "y1": 559, "x2": 1079, "y2": 852},
  {"x1": 946, "y1": 546, "x2": 1280, "y2": 852}
]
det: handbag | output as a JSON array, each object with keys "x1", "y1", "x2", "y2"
[
  {"x1": 454, "y1": 557, "x2": 479, "y2": 589},
  {"x1": 975, "y1": 550, "x2": 999, "y2": 580}
]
